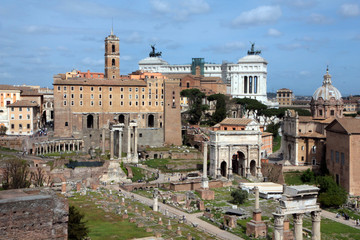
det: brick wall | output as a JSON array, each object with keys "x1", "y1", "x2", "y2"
[{"x1": 0, "y1": 188, "x2": 68, "y2": 240}]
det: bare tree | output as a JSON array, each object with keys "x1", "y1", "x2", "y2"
[
  {"x1": 2, "y1": 158, "x2": 31, "y2": 189},
  {"x1": 31, "y1": 167, "x2": 47, "y2": 187}
]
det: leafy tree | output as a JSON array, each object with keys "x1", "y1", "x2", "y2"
[
  {"x1": 2, "y1": 158, "x2": 31, "y2": 190},
  {"x1": 0, "y1": 125, "x2": 7, "y2": 135},
  {"x1": 300, "y1": 169, "x2": 315, "y2": 183},
  {"x1": 181, "y1": 89, "x2": 208, "y2": 125},
  {"x1": 235, "y1": 98, "x2": 267, "y2": 121},
  {"x1": 266, "y1": 122, "x2": 280, "y2": 138},
  {"x1": 317, "y1": 176, "x2": 347, "y2": 208},
  {"x1": 231, "y1": 189, "x2": 248, "y2": 204},
  {"x1": 207, "y1": 93, "x2": 227, "y2": 125},
  {"x1": 68, "y1": 205, "x2": 89, "y2": 240}
]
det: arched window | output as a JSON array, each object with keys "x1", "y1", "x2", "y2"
[
  {"x1": 112, "y1": 59, "x2": 115, "y2": 66},
  {"x1": 87, "y1": 115, "x2": 94, "y2": 129},
  {"x1": 312, "y1": 146, "x2": 316, "y2": 153},
  {"x1": 148, "y1": 114, "x2": 154, "y2": 128},
  {"x1": 186, "y1": 82, "x2": 190, "y2": 88},
  {"x1": 112, "y1": 44, "x2": 115, "y2": 53},
  {"x1": 119, "y1": 114, "x2": 125, "y2": 123}
]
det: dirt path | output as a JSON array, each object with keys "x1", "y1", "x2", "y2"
[{"x1": 322, "y1": 210, "x2": 360, "y2": 229}]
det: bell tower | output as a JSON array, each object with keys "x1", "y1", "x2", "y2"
[{"x1": 104, "y1": 29, "x2": 120, "y2": 79}]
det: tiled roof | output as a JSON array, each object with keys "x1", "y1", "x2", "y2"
[
  {"x1": 7, "y1": 100, "x2": 39, "y2": 107},
  {"x1": 335, "y1": 118, "x2": 360, "y2": 134},
  {"x1": 219, "y1": 118, "x2": 253, "y2": 126},
  {"x1": 262, "y1": 132, "x2": 273, "y2": 137},
  {"x1": 299, "y1": 132, "x2": 326, "y2": 138}
]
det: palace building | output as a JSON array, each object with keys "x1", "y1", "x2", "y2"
[{"x1": 52, "y1": 32, "x2": 181, "y2": 159}]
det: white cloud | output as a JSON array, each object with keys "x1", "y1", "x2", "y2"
[
  {"x1": 231, "y1": 6, "x2": 282, "y2": 27},
  {"x1": 307, "y1": 13, "x2": 332, "y2": 24},
  {"x1": 267, "y1": 28, "x2": 282, "y2": 37},
  {"x1": 300, "y1": 70, "x2": 310, "y2": 76},
  {"x1": 81, "y1": 57, "x2": 103, "y2": 66},
  {"x1": 203, "y1": 41, "x2": 246, "y2": 54},
  {"x1": 124, "y1": 32, "x2": 143, "y2": 44},
  {"x1": 339, "y1": 4, "x2": 360, "y2": 17},
  {"x1": 120, "y1": 55, "x2": 133, "y2": 61},
  {"x1": 150, "y1": 0, "x2": 210, "y2": 21}
]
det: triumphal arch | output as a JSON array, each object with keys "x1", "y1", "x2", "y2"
[{"x1": 209, "y1": 120, "x2": 263, "y2": 180}]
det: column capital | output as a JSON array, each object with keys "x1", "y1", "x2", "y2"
[
  {"x1": 311, "y1": 210, "x2": 321, "y2": 222},
  {"x1": 293, "y1": 213, "x2": 303, "y2": 224},
  {"x1": 273, "y1": 213, "x2": 285, "y2": 226}
]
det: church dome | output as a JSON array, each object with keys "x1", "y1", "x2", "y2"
[
  {"x1": 312, "y1": 69, "x2": 342, "y2": 101},
  {"x1": 237, "y1": 54, "x2": 267, "y2": 64},
  {"x1": 138, "y1": 57, "x2": 168, "y2": 65}
]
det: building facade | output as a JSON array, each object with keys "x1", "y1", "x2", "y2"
[
  {"x1": 326, "y1": 118, "x2": 360, "y2": 196},
  {"x1": 6, "y1": 100, "x2": 40, "y2": 135},
  {"x1": 138, "y1": 44, "x2": 270, "y2": 104},
  {"x1": 277, "y1": 88, "x2": 294, "y2": 107},
  {"x1": 53, "y1": 32, "x2": 182, "y2": 154}
]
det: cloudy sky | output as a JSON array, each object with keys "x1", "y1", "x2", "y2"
[{"x1": 0, "y1": 0, "x2": 359, "y2": 96}]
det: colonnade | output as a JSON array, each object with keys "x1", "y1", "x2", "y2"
[
  {"x1": 243, "y1": 75, "x2": 259, "y2": 94},
  {"x1": 109, "y1": 122, "x2": 138, "y2": 162},
  {"x1": 34, "y1": 139, "x2": 84, "y2": 155},
  {"x1": 273, "y1": 211, "x2": 321, "y2": 240}
]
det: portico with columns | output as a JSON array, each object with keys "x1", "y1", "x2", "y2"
[
  {"x1": 272, "y1": 185, "x2": 321, "y2": 240},
  {"x1": 33, "y1": 139, "x2": 84, "y2": 155}
]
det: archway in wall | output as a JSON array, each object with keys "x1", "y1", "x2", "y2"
[
  {"x1": 232, "y1": 154, "x2": 239, "y2": 174},
  {"x1": 119, "y1": 114, "x2": 125, "y2": 123},
  {"x1": 148, "y1": 114, "x2": 154, "y2": 127},
  {"x1": 250, "y1": 160, "x2": 256, "y2": 176},
  {"x1": 220, "y1": 161, "x2": 227, "y2": 177},
  {"x1": 87, "y1": 115, "x2": 94, "y2": 129},
  {"x1": 238, "y1": 152, "x2": 246, "y2": 177}
]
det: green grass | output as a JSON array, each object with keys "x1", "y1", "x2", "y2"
[
  {"x1": 273, "y1": 135, "x2": 281, "y2": 152},
  {"x1": 327, "y1": 208, "x2": 360, "y2": 221},
  {"x1": 321, "y1": 218, "x2": 360, "y2": 240},
  {"x1": 0, "y1": 146, "x2": 17, "y2": 152},
  {"x1": 69, "y1": 194, "x2": 153, "y2": 240},
  {"x1": 144, "y1": 158, "x2": 169, "y2": 168},
  {"x1": 284, "y1": 171, "x2": 304, "y2": 185},
  {"x1": 130, "y1": 166, "x2": 145, "y2": 182}
]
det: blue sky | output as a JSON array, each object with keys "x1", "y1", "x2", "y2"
[{"x1": 0, "y1": 0, "x2": 359, "y2": 96}]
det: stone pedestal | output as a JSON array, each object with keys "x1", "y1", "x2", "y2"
[
  {"x1": 224, "y1": 215, "x2": 237, "y2": 228},
  {"x1": 196, "y1": 188, "x2": 215, "y2": 200},
  {"x1": 197, "y1": 200, "x2": 205, "y2": 211},
  {"x1": 246, "y1": 211, "x2": 267, "y2": 238}
]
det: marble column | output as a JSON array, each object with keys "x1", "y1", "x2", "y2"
[
  {"x1": 110, "y1": 130, "x2": 114, "y2": 160},
  {"x1": 153, "y1": 195, "x2": 158, "y2": 212},
  {"x1": 257, "y1": 144, "x2": 263, "y2": 178},
  {"x1": 118, "y1": 129, "x2": 122, "y2": 159},
  {"x1": 273, "y1": 213, "x2": 285, "y2": 240},
  {"x1": 255, "y1": 186, "x2": 260, "y2": 210},
  {"x1": 311, "y1": 211, "x2": 321, "y2": 240},
  {"x1": 228, "y1": 145, "x2": 233, "y2": 180},
  {"x1": 134, "y1": 126, "x2": 138, "y2": 161},
  {"x1": 63, "y1": 142, "x2": 66, "y2": 152},
  {"x1": 102, "y1": 128, "x2": 106, "y2": 155},
  {"x1": 127, "y1": 126, "x2": 131, "y2": 159},
  {"x1": 293, "y1": 213, "x2": 303, "y2": 240},
  {"x1": 246, "y1": 145, "x2": 251, "y2": 178},
  {"x1": 201, "y1": 142, "x2": 209, "y2": 189}
]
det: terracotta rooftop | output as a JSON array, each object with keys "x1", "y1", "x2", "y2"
[
  {"x1": 299, "y1": 116, "x2": 335, "y2": 124},
  {"x1": 299, "y1": 132, "x2": 326, "y2": 138},
  {"x1": 7, "y1": 100, "x2": 39, "y2": 107},
  {"x1": 219, "y1": 118, "x2": 253, "y2": 126},
  {"x1": 262, "y1": 132, "x2": 273, "y2": 137},
  {"x1": 330, "y1": 118, "x2": 360, "y2": 134}
]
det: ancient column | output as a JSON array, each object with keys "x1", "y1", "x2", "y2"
[
  {"x1": 228, "y1": 145, "x2": 233, "y2": 180},
  {"x1": 257, "y1": 144, "x2": 263, "y2": 178},
  {"x1": 118, "y1": 129, "x2": 122, "y2": 159},
  {"x1": 102, "y1": 128, "x2": 106, "y2": 155},
  {"x1": 202, "y1": 142, "x2": 209, "y2": 189},
  {"x1": 293, "y1": 213, "x2": 303, "y2": 240},
  {"x1": 246, "y1": 145, "x2": 251, "y2": 178},
  {"x1": 134, "y1": 126, "x2": 138, "y2": 161},
  {"x1": 255, "y1": 186, "x2": 260, "y2": 210},
  {"x1": 63, "y1": 142, "x2": 66, "y2": 152},
  {"x1": 311, "y1": 211, "x2": 321, "y2": 240},
  {"x1": 110, "y1": 130, "x2": 114, "y2": 160},
  {"x1": 127, "y1": 126, "x2": 131, "y2": 159},
  {"x1": 273, "y1": 213, "x2": 285, "y2": 240},
  {"x1": 153, "y1": 196, "x2": 158, "y2": 212}
]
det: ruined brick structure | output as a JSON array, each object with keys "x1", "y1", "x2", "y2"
[{"x1": 0, "y1": 188, "x2": 68, "y2": 240}]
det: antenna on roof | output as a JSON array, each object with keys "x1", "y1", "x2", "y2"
[{"x1": 111, "y1": 18, "x2": 114, "y2": 35}]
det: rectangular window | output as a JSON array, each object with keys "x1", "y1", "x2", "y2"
[
  {"x1": 27, "y1": 124, "x2": 30, "y2": 129},
  {"x1": 142, "y1": 88, "x2": 145, "y2": 92},
  {"x1": 11, "y1": 114, "x2": 14, "y2": 119},
  {"x1": 80, "y1": 101, "x2": 83, "y2": 106},
  {"x1": 109, "y1": 94, "x2": 112, "y2": 99},
  {"x1": 91, "y1": 87, "x2": 94, "y2": 91},
  {"x1": 331, "y1": 150, "x2": 334, "y2": 161},
  {"x1": 142, "y1": 95, "x2": 145, "y2": 99},
  {"x1": 335, "y1": 151, "x2": 339, "y2": 163},
  {"x1": 99, "y1": 87, "x2": 102, "y2": 91},
  {"x1": 91, "y1": 94, "x2": 94, "y2": 99},
  {"x1": 155, "y1": 102, "x2": 158, "y2": 106},
  {"x1": 80, "y1": 94, "x2": 83, "y2": 99},
  {"x1": 27, "y1": 108, "x2": 30, "y2": 111},
  {"x1": 11, "y1": 124, "x2": 14, "y2": 129},
  {"x1": 71, "y1": 86, "x2": 74, "y2": 91},
  {"x1": 19, "y1": 124, "x2": 22, "y2": 129},
  {"x1": 27, "y1": 114, "x2": 30, "y2": 119},
  {"x1": 149, "y1": 101, "x2": 152, "y2": 106},
  {"x1": 142, "y1": 101, "x2": 145, "y2": 106},
  {"x1": 11, "y1": 107, "x2": 14, "y2": 112},
  {"x1": 120, "y1": 101, "x2": 123, "y2": 106},
  {"x1": 149, "y1": 94, "x2": 151, "y2": 99},
  {"x1": 71, "y1": 94, "x2": 74, "y2": 99},
  {"x1": 63, "y1": 100, "x2": 67, "y2": 106},
  {"x1": 71, "y1": 101, "x2": 74, "y2": 106},
  {"x1": 120, "y1": 95, "x2": 123, "y2": 99},
  {"x1": 63, "y1": 94, "x2": 67, "y2": 99},
  {"x1": 341, "y1": 152, "x2": 345, "y2": 165},
  {"x1": 109, "y1": 101, "x2": 112, "y2": 106},
  {"x1": 57, "y1": 86, "x2": 61, "y2": 91},
  {"x1": 109, "y1": 87, "x2": 113, "y2": 91},
  {"x1": 64, "y1": 86, "x2": 67, "y2": 91},
  {"x1": 135, "y1": 95, "x2": 138, "y2": 99},
  {"x1": 135, "y1": 101, "x2": 138, "y2": 106},
  {"x1": 129, "y1": 101, "x2": 132, "y2": 106},
  {"x1": 99, "y1": 94, "x2": 102, "y2": 99},
  {"x1": 99, "y1": 101, "x2": 102, "y2": 106},
  {"x1": 120, "y1": 87, "x2": 123, "y2": 91},
  {"x1": 129, "y1": 88, "x2": 132, "y2": 92},
  {"x1": 90, "y1": 101, "x2": 94, "y2": 106},
  {"x1": 135, "y1": 88, "x2": 138, "y2": 92},
  {"x1": 80, "y1": 86, "x2": 83, "y2": 91},
  {"x1": 129, "y1": 95, "x2": 132, "y2": 99},
  {"x1": 19, "y1": 107, "x2": 22, "y2": 112}
]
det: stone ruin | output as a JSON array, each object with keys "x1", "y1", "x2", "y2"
[
  {"x1": 273, "y1": 185, "x2": 321, "y2": 240},
  {"x1": 246, "y1": 186, "x2": 267, "y2": 238}
]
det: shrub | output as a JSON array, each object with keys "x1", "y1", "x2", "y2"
[
  {"x1": 231, "y1": 189, "x2": 248, "y2": 204},
  {"x1": 301, "y1": 169, "x2": 315, "y2": 183},
  {"x1": 317, "y1": 176, "x2": 347, "y2": 208},
  {"x1": 68, "y1": 205, "x2": 89, "y2": 240}
]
